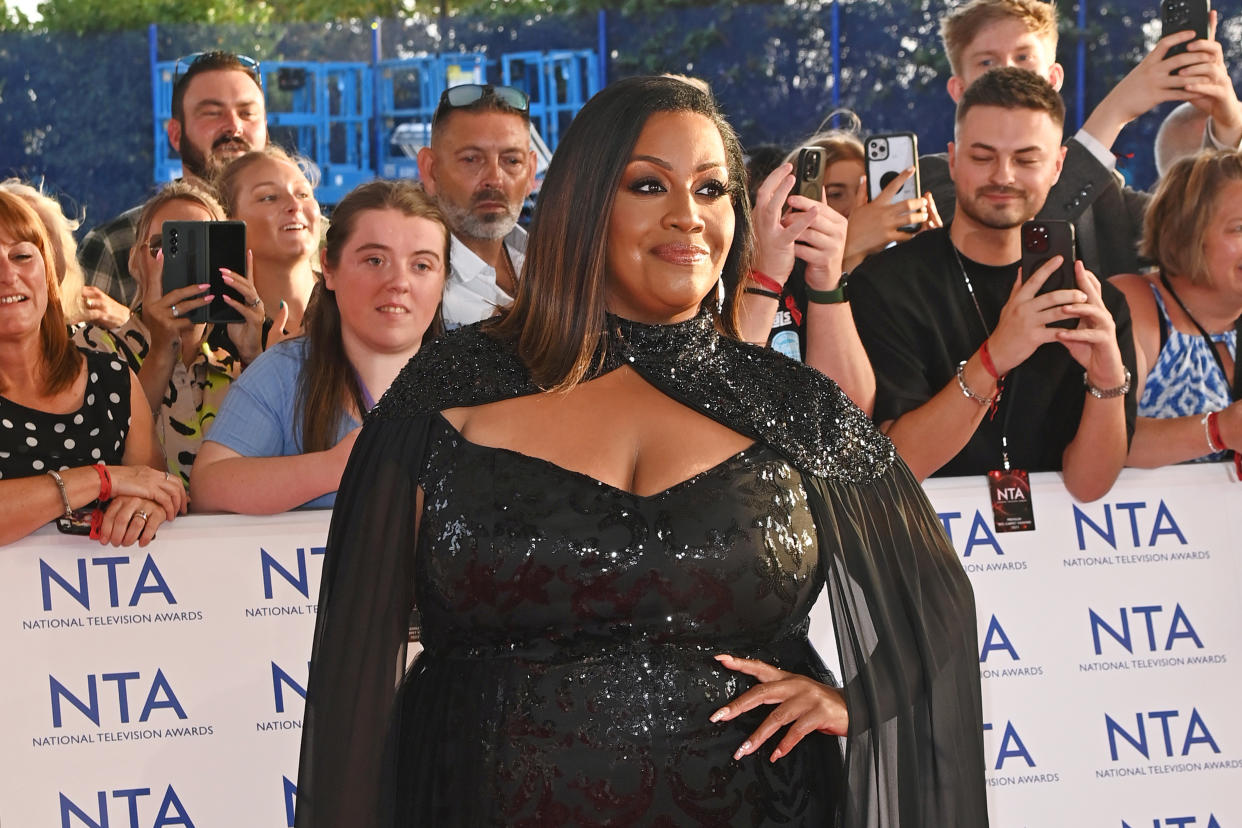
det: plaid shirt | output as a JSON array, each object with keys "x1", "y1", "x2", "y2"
[{"x1": 77, "y1": 203, "x2": 143, "y2": 307}]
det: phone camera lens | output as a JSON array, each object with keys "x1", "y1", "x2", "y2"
[{"x1": 1027, "y1": 226, "x2": 1049, "y2": 253}]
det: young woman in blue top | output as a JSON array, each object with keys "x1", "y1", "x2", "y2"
[{"x1": 189, "y1": 180, "x2": 449, "y2": 512}]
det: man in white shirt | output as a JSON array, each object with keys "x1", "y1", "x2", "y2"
[{"x1": 417, "y1": 84, "x2": 537, "y2": 328}]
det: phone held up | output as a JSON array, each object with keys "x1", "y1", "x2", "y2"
[
  {"x1": 1020, "y1": 219, "x2": 1078, "y2": 330},
  {"x1": 161, "y1": 220, "x2": 248, "y2": 325},
  {"x1": 789, "y1": 145, "x2": 827, "y2": 207},
  {"x1": 865, "y1": 132, "x2": 921, "y2": 233},
  {"x1": 1160, "y1": 0, "x2": 1210, "y2": 62}
]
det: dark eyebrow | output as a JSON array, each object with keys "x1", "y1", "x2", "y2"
[
  {"x1": 630, "y1": 155, "x2": 726, "y2": 173},
  {"x1": 454, "y1": 144, "x2": 527, "y2": 156},
  {"x1": 967, "y1": 143, "x2": 1044, "y2": 155},
  {"x1": 192, "y1": 97, "x2": 259, "y2": 110},
  {"x1": 354, "y1": 242, "x2": 442, "y2": 261}
]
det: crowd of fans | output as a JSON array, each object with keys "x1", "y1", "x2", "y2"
[{"x1": 1, "y1": 0, "x2": 1239, "y2": 547}]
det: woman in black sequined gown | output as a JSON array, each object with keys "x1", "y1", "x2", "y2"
[{"x1": 296, "y1": 77, "x2": 989, "y2": 827}]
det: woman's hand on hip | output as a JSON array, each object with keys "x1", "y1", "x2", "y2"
[{"x1": 710, "y1": 653, "x2": 848, "y2": 763}]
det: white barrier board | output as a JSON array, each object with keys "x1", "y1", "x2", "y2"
[{"x1": 1, "y1": 465, "x2": 1238, "y2": 826}]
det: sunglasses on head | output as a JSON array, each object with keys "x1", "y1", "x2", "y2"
[
  {"x1": 173, "y1": 51, "x2": 261, "y2": 84},
  {"x1": 438, "y1": 84, "x2": 530, "y2": 112}
]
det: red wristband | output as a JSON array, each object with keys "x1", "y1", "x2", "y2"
[
  {"x1": 748, "y1": 270, "x2": 784, "y2": 295},
  {"x1": 979, "y1": 339, "x2": 1002, "y2": 381},
  {"x1": 93, "y1": 463, "x2": 112, "y2": 502},
  {"x1": 1207, "y1": 411, "x2": 1227, "y2": 453}
]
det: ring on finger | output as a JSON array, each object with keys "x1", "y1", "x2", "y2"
[
  {"x1": 246, "y1": 296, "x2": 262, "y2": 308},
  {"x1": 135, "y1": 510, "x2": 149, "y2": 522},
  {"x1": 171, "y1": 304, "x2": 179, "y2": 318}
]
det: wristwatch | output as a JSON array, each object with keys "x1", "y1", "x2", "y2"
[{"x1": 805, "y1": 271, "x2": 850, "y2": 305}]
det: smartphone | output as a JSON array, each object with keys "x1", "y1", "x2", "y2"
[
  {"x1": 865, "y1": 133, "x2": 921, "y2": 233},
  {"x1": 792, "y1": 146, "x2": 827, "y2": 202},
  {"x1": 55, "y1": 506, "x2": 96, "y2": 536},
  {"x1": 161, "y1": 220, "x2": 247, "y2": 324},
  {"x1": 1020, "y1": 220, "x2": 1078, "y2": 329},
  {"x1": 1161, "y1": 0, "x2": 1210, "y2": 61}
]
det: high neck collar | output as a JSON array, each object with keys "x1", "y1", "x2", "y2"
[{"x1": 600, "y1": 309, "x2": 719, "y2": 373}]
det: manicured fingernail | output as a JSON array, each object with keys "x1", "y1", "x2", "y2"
[
  {"x1": 710, "y1": 708, "x2": 729, "y2": 723},
  {"x1": 220, "y1": 272, "x2": 235, "y2": 283},
  {"x1": 733, "y1": 741, "x2": 751, "y2": 760},
  {"x1": 715, "y1": 654, "x2": 732, "y2": 662},
  {"x1": 279, "y1": 299, "x2": 286, "y2": 308},
  {"x1": 203, "y1": 294, "x2": 215, "y2": 302},
  {"x1": 197, "y1": 283, "x2": 210, "y2": 290}
]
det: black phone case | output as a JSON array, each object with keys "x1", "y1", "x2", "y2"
[
  {"x1": 161, "y1": 220, "x2": 247, "y2": 325},
  {"x1": 865, "y1": 132, "x2": 921, "y2": 232},
  {"x1": 793, "y1": 146, "x2": 827, "y2": 202},
  {"x1": 1021, "y1": 220, "x2": 1078, "y2": 330},
  {"x1": 1161, "y1": 0, "x2": 1210, "y2": 59}
]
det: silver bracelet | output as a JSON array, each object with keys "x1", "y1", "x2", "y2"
[
  {"x1": 1084, "y1": 367, "x2": 1132, "y2": 399},
  {"x1": 955, "y1": 360, "x2": 994, "y2": 406},
  {"x1": 46, "y1": 469, "x2": 72, "y2": 518},
  {"x1": 1202, "y1": 411, "x2": 1226, "y2": 453}
]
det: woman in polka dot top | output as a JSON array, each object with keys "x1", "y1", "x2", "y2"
[{"x1": 0, "y1": 190, "x2": 186, "y2": 546}]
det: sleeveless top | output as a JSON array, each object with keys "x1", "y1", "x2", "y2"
[
  {"x1": 0, "y1": 349, "x2": 131, "y2": 479},
  {"x1": 1138, "y1": 282, "x2": 1236, "y2": 462}
]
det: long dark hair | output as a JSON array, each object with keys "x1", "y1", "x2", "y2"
[
  {"x1": 491, "y1": 75, "x2": 754, "y2": 391},
  {"x1": 298, "y1": 179, "x2": 449, "y2": 453}
]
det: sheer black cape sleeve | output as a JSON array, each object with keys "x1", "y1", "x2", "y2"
[{"x1": 296, "y1": 314, "x2": 988, "y2": 827}]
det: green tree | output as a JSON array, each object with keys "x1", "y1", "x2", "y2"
[
  {"x1": 0, "y1": 0, "x2": 33, "y2": 30},
  {"x1": 28, "y1": 0, "x2": 418, "y2": 33}
]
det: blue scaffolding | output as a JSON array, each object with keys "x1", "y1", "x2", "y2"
[
  {"x1": 501, "y1": 50, "x2": 600, "y2": 153},
  {"x1": 375, "y1": 53, "x2": 486, "y2": 181}
]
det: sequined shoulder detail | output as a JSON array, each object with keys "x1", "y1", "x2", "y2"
[
  {"x1": 369, "y1": 323, "x2": 538, "y2": 421},
  {"x1": 596, "y1": 312, "x2": 893, "y2": 482},
  {"x1": 721, "y1": 337, "x2": 894, "y2": 482}
]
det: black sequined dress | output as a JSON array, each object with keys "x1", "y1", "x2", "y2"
[{"x1": 296, "y1": 312, "x2": 989, "y2": 828}]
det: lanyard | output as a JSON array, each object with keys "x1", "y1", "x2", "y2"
[{"x1": 950, "y1": 241, "x2": 1018, "y2": 471}]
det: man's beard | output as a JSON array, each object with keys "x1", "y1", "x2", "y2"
[
  {"x1": 437, "y1": 188, "x2": 520, "y2": 242},
  {"x1": 956, "y1": 185, "x2": 1037, "y2": 231},
  {"x1": 179, "y1": 129, "x2": 253, "y2": 180}
]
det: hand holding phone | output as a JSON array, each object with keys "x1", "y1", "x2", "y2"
[
  {"x1": 1161, "y1": 0, "x2": 1210, "y2": 60},
  {"x1": 161, "y1": 221, "x2": 247, "y2": 324},
  {"x1": 865, "y1": 133, "x2": 921, "y2": 233},
  {"x1": 1021, "y1": 220, "x2": 1079, "y2": 329},
  {"x1": 790, "y1": 146, "x2": 827, "y2": 205}
]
